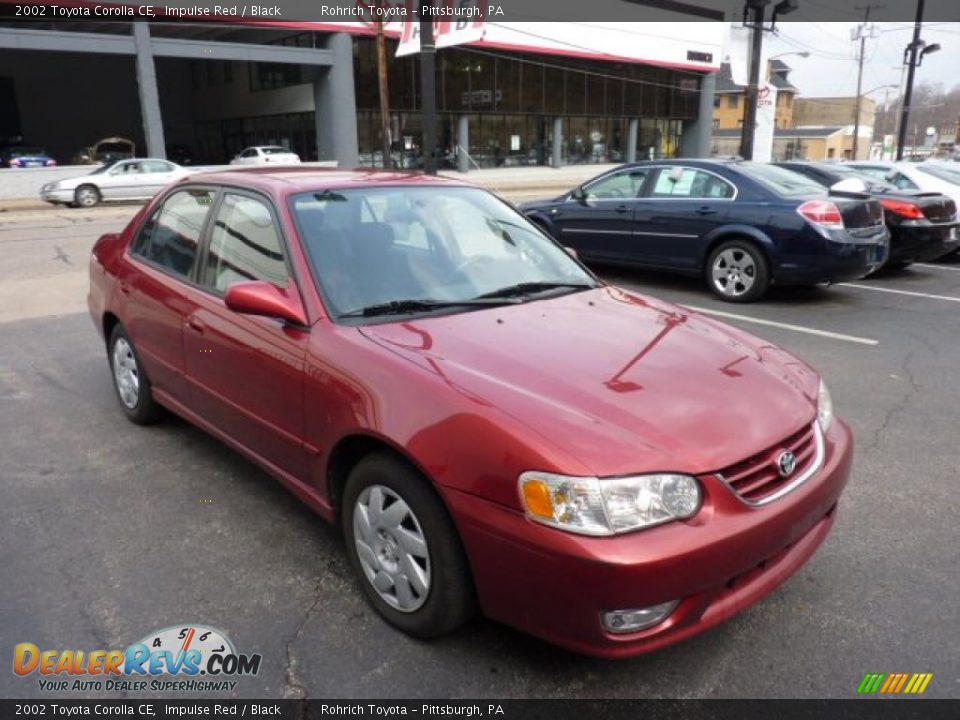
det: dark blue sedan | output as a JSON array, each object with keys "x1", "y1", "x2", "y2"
[
  {"x1": 520, "y1": 160, "x2": 890, "y2": 302},
  {"x1": 0, "y1": 144, "x2": 56, "y2": 169}
]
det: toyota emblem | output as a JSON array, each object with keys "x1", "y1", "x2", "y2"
[{"x1": 777, "y1": 450, "x2": 797, "y2": 477}]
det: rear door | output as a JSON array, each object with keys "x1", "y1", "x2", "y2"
[
  {"x1": 138, "y1": 160, "x2": 180, "y2": 197},
  {"x1": 181, "y1": 190, "x2": 309, "y2": 481},
  {"x1": 629, "y1": 166, "x2": 736, "y2": 270},
  {"x1": 549, "y1": 167, "x2": 653, "y2": 259},
  {"x1": 117, "y1": 187, "x2": 217, "y2": 404}
]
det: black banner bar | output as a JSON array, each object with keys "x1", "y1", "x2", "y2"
[{"x1": 1, "y1": 700, "x2": 958, "y2": 720}]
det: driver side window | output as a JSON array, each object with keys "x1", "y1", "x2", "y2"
[{"x1": 583, "y1": 170, "x2": 649, "y2": 200}]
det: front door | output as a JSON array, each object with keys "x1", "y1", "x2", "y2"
[
  {"x1": 549, "y1": 167, "x2": 653, "y2": 260},
  {"x1": 182, "y1": 191, "x2": 309, "y2": 481},
  {"x1": 630, "y1": 166, "x2": 736, "y2": 270}
]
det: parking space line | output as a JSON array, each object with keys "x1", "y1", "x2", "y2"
[
  {"x1": 684, "y1": 305, "x2": 879, "y2": 346},
  {"x1": 914, "y1": 263, "x2": 960, "y2": 272},
  {"x1": 838, "y1": 283, "x2": 960, "y2": 304}
]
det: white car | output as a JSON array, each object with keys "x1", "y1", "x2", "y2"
[
  {"x1": 40, "y1": 159, "x2": 187, "y2": 208},
  {"x1": 230, "y1": 146, "x2": 301, "y2": 166},
  {"x1": 846, "y1": 160, "x2": 960, "y2": 207}
]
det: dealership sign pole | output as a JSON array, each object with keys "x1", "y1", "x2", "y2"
[{"x1": 397, "y1": 0, "x2": 486, "y2": 174}]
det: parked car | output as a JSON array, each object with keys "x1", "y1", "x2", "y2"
[
  {"x1": 845, "y1": 161, "x2": 960, "y2": 208},
  {"x1": 0, "y1": 144, "x2": 56, "y2": 168},
  {"x1": 88, "y1": 169, "x2": 852, "y2": 657},
  {"x1": 41, "y1": 159, "x2": 186, "y2": 208},
  {"x1": 230, "y1": 145, "x2": 301, "y2": 165},
  {"x1": 520, "y1": 160, "x2": 890, "y2": 302},
  {"x1": 71, "y1": 137, "x2": 136, "y2": 165},
  {"x1": 775, "y1": 161, "x2": 959, "y2": 268}
]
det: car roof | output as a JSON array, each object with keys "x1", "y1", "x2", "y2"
[{"x1": 179, "y1": 167, "x2": 474, "y2": 194}]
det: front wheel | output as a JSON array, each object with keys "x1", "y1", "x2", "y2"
[
  {"x1": 342, "y1": 453, "x2": 476, "y2": 639},
  {"x1": 706, "y1": 240, "x2": 770, "y2": 302},
  {"x1": 74, "y1": 184, "x2": 101, "y2": 208}
]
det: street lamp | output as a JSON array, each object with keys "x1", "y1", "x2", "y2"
[{"x1": 770, "y1": 51, "x2": 810, "y2": 60}]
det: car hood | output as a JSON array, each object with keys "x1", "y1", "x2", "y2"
[{"x1": 358, "y1": 287, "x2": 819, "y2": 477}]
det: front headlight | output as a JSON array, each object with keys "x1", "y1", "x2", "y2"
[
  {"x1": 519, "y1": 471, "x2": 701, "y2": 536},
  {"x1": 817, "y1": 379, "x2": 834, "y2": 431}
]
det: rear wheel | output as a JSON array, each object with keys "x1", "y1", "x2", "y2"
[
  {"x1": 75, "y1": 185, "x2": 100, "y2": 208},
  {"x1": 108, "y1": 325, "x2": 162, "y2": 425},
  {"x1": 342, "y1": 453, "x2": 476, "y2": 639},
  {"x1": 707, "y1": 240, "x2": 770, "y2": 302}
]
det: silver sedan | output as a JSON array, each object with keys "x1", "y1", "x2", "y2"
[{"x1": 40, "y1": 159, "x2": 187, "y2": 208}]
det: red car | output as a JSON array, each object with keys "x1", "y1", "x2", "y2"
[{"x1": 88, "y1": 169, "x2": 853, "y2": 658}]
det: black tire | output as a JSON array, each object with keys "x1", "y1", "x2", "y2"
[
  {"x1": 107, "y1": 324, "x2": 162, "y2": 425},
  {"x1": 342, "y1": 453, "x2": 477, "y2": 639},
  {"x1": 706, "y1": 239, "x2": 770, "y2": 303},
  {"x1": 74, "y1": 184, "x2": 100, "y2": 208},
  {"x1": 530, "y1": 217, "x2": 555, "y2": 239}
]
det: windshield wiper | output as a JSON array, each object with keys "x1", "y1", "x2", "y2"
[
  {"x1": 475, "y1": 281, "x2": 595, "y2": 300},
  {"x1": 339, "y1": 297, "x2": 517, "y2": 318}
]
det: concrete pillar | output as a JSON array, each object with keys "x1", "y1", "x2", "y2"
[
  {"x1": 551, "y1": 117, "x2": 563, "y2": 168},
  {"x1": 315, "y1": 32, "x2": 359, "y2": 168},
  {"x1": 680, "y1": 71, "x2": 716, "y2": 158},
  {"x1": 132, "y1": 23, "x2": 165, "y2": 159},
  {"x1": 457, "y1": 115, "x2": 469, "y2": 173},
  {"x1": 626, "y1": 118, "x2": 639, "y2": 162}
]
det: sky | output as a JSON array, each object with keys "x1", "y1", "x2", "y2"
[{"x1": 767, "y1": 22, "x2": 960, "y2": 104}]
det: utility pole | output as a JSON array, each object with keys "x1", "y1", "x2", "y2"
[
  {"x1": 739, "y1": 1, "x2": 767, "y2": 161},
  {"x1": 375, "y1": 2, "x2": 392, "y2": 170},
  {"x1": 896, "y1": 0, "x2": 925, "y2": 160},
  {"x1": 852, "y1": 5, "x2": 883, "y2": 160},
  {"x1": 418, "y1": 0, "x2": 438, "y2": 175}
]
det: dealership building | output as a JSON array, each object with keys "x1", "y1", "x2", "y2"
[{"x1": 0, "y1": 15, "x2": 725, "y2": 169}]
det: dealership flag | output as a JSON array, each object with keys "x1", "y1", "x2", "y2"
[{"x1": 396, "y1": 0, "x2": 486, "y2": 56}]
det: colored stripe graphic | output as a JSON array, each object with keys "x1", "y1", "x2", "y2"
[{"x1": 857, "y1": 672, "x2": 932, "y2": 695}]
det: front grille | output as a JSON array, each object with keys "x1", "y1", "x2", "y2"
[{"x1": 718, "y1": 422, "x2": 821, "y2": 504}]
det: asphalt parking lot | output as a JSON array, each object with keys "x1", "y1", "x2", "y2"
[{"x1": 1, "y1": 202, "x2": 958, "y2": 700}]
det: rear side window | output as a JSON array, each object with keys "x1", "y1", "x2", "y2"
[
  {"x1": 202, "y1": 193, "x2": 288, "y2": 294},
  {"x1": 651, "y1": 168, "x2": 735, "y2": 199},
  {"x1": 131, "y1": 189, "x2": 215, "y2": 279}
]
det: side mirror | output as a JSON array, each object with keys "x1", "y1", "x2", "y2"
[
  {"x1": 829, "y1": 177, "x2": 869, "y2": 194},
  {"x1": 224, "y1": 281, "x2": 307, "y2": 326},
  {"x1": 571, "y1": 186, "x2": 587, "y2": 203},
  {"x1": 564, "y1": 246, "x2": 579, "y2": 259}
]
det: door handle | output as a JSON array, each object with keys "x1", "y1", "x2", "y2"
[
  {"x1": 118, "y1": 281, "x2": 131, "y2": 295},
  {"x1": 696, "y1": 207, "x2": 718, "y2": 216},
  {"x1": 186, "y1": 317, "x2": 205, "y2": 334},
  {"x1": 615, "y1": 204, "x2": 630, "y2": 214}
]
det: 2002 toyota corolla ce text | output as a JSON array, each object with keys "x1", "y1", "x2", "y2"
[{"x1": 88, "y1": 169, "x2": 853, "y2": 658}]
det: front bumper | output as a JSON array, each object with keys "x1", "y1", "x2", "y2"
[
  {"x1": 40, "y1": 188, "x2": 73, "y2": 204},
  {"x1": 445, "y1": 420, "x2": 853, "y2": 658},
  {"x1": 888, "y1": 223, "x2": 960, "y2": 264}
]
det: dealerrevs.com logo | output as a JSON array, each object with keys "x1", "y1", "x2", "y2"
[{"x1": 13, "y1": 624, "x2": 262, "y2": 693}]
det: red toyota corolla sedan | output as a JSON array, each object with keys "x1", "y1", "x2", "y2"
[{"x1": 88, "y1": 168, "x2": 853, "y2": 657}]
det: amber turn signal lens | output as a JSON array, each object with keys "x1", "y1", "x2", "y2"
[{"x1": 521, "y1": 478, "x2": 555, "y2": 519}]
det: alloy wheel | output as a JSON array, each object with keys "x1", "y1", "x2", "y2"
[
  {"x1": 711, "y1": 248, "x2": 757, "y2": 298},
  {"x1": 77, "y1": 187, "x2": 99, "y2": 207}
]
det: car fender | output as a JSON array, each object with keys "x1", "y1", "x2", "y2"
[
  {"x1": 523, "y1": 209, "x2": 558, "y2": 238},
  {"x1": 699, "y1": 223, "x2": 779, "y2": 269}
]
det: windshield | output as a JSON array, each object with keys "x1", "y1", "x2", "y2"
[
  {"x1": 89, "y1": 162, "x2": 118, "y2": 175},
  {"x1": 262, "y1": 147, "x2": 290, "y2": 155},
  {"x1": 292, "y1": 186, "x2": 598, "y2": 322},
  {"x1": 915, "y1": 164, "x2": 960, "y2": 186},
  {"x1": 737, "y1": 162, "x2": 826, "y2": 196}
]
